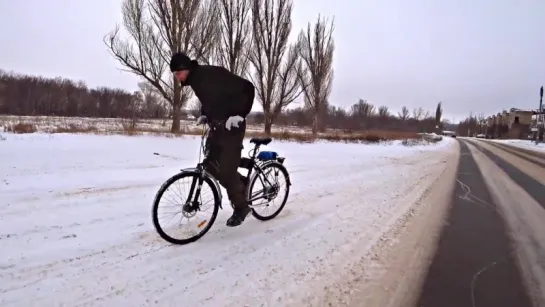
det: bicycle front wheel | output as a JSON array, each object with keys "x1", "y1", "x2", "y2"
[
  {"x1": 248, "y1": 162, "x2": 290, "y2": 221},
  {"x1": 152, "y1": 171, "x2": 220, "y2": 245}
]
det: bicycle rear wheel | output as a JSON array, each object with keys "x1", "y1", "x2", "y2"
[
  {"x1": 248, "y1": 162, "x2": 290, "y2": 221},
  {"x1": 152, "y1": 171, "x2": 220, "y2": 244}
]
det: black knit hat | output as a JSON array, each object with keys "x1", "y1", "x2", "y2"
[{"x1": 170, "y1": 52, "x2": 192, "y2": 72}]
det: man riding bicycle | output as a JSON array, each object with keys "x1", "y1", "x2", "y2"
[{"x1": 170, "y1": 52, "x2": 255, "y2": 227}]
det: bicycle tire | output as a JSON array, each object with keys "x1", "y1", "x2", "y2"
[
  {"x1": 152, "y1": 171, "x2": 220, "y2": 245},
  {"x1": 248, "y1": 162, "x2": 290, "y2": 221}
]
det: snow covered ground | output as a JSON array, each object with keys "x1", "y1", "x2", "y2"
[
  {"x1": 0, "y1": 115, "x2": 308, "y2": 135},
  {"x1": 489, "y1": 139, "x2": 545, "y2": 153},
  {"x1": 0, "y1": 132, "x2": 455, "y2": 306}
]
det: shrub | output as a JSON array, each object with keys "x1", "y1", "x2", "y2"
[
  {"x1": 52, "y1": 123, "x2": 97, "y2": 133},
  {"x1": 6, "y1": 122, "x2": 37, "y2": 134}
]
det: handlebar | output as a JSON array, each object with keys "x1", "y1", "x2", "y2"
[
  {"x1": 195, "y1": 115, "x2": 261, "y2": 163},
  {"x1": 196, "y1": 116, "x2": 226, "y2": 130}
]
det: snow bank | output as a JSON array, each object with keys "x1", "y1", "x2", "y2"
[
  {"x1": 489, "y1": 139, "x2": 545, "y2": 153},
  {"x1": 418, "y1": 132, "x2": 443, "y2": 141}
]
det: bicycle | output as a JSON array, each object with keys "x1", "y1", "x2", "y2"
[{"x1": 151, "y1": 117, "x2": 292, "y2": 245}]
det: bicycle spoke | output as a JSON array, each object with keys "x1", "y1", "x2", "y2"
[
  {"x1": 250, "y1": 163, "x2": 289, "y2": 219},
  {"x1": 155, "y1": 174, "x2": 217, "y2": 242}
]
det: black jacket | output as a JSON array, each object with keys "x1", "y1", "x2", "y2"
[{"x1": 184, "y1": 64, "x2": 255, "y2": 121}]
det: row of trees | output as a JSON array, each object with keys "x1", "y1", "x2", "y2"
[
  {"x1": 456, "y1": 113, "x2": 485, "y2": 137},
  {"x1": 252, "y1": 100, "x2": 445, "y2": 133},
  {"x1": 0, "y1": 67, "x2": 447, "y2": 133},
  {"x1": 104, "y1": 0, "x2": 335, "y2": 134},
  {"x1": 0, "y1": 70, "x2": 168, "y2": 119}
]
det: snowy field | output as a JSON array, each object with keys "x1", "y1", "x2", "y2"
[
  {"x1": 0, "y1": 115, "x2": 308, "y2": 134},
  {"x1": 1, "y1": 132, "x2": 455, "y2": 306},
  {"x1": 489, "y1": 139, "x2": 545, "y2": 153}
]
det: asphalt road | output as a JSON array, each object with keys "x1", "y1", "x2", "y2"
[{"x1": 416, "y1": 138, "x2": 545, "y2": 307}]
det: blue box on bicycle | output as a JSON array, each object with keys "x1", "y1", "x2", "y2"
[{"x1": 257, "y1": 151, "x2": 278, "y2": 161}]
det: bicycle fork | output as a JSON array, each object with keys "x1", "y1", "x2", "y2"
[{"x1": 183, "y1": 169, "x2": 205, "y2": 213}]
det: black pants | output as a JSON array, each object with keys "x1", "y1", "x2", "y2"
[{"x1": 203, "y1": 122, "x2": 248, "y2": 211}]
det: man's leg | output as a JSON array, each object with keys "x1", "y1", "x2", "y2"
[
  {"x1": 202, "y1": 129, "x2": 221, "y2": 181},
  {"x1": 216, "y1": 129, "x2": 250, "y2": 227}
]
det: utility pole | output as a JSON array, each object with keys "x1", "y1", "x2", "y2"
[{"x1": 537, "y1": 86, "x2": 544, "y2": 145}]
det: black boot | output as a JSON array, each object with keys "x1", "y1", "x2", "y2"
[{"x1": 226, "y1": 206, "x2": 251, "y2": 227}]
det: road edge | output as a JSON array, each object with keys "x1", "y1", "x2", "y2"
[{"x1": 346, "y1": 140, "x2": 460, "y2": 307}]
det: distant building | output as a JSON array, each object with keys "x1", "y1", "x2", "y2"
[
  {"x1": 506, "y1": 108, "x2": 533, "y2": 138},
  {"x1": 485, "y1": 108, "x2": 534, "y2": 139},
  {"x1": 507, "y1": 108, "x2": 533, "y2": 127}
]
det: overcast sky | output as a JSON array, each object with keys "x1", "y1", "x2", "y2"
[{"x1": 1, "y1": 0, "x2": 544, "y2": 121}]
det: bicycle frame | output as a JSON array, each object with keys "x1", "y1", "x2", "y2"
[
  {"x1": 243, "y1": 141, "x2": 290, "y2": 206},
  {"x1": 247, "y1": 165, "x2": 278, "y2": 205},
  {"x1": 182, "y1": 122, "x2": 288, "y2": 210}
]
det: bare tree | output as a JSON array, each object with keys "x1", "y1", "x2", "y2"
[
  {"x1": 297, "y1": 14, "x2": 335, "y2": 135},
  {"x1": 186, "y1": 98, "x2": 202, "y2": 118},
  {"x1": 378, "y1": 105, "x2": 390, "y2": 118},
  {"x1": 350, "y1": 99, "x2": 375, "y2": 129},
  {"x1": 249, "y1": 0, "x2": 302, "y2": 134},
  {"x1": 138, "y1": 81, "x2": 169, "y2": 118},
  {"x1": 215, "y1": 0, "x2": 252, "y2": 75},
  {"x1": 327, "y1": 105, "x2": 347, "y2": 129},
  {"x1": 104, "y1": 0, "x2": 220, "y2": 132},
  {"x1": 412, "y1": 107, "x2": 424, "y2": 120},
  {"x1": 477, "y1": 112, "x2": 486, "y2": 123},
  {"x1": 351, "y1": 99, "x2": 375, "y2": 118},
  {"x1": 398, "y1": 106, "x2": 409, "y2": 121}
]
